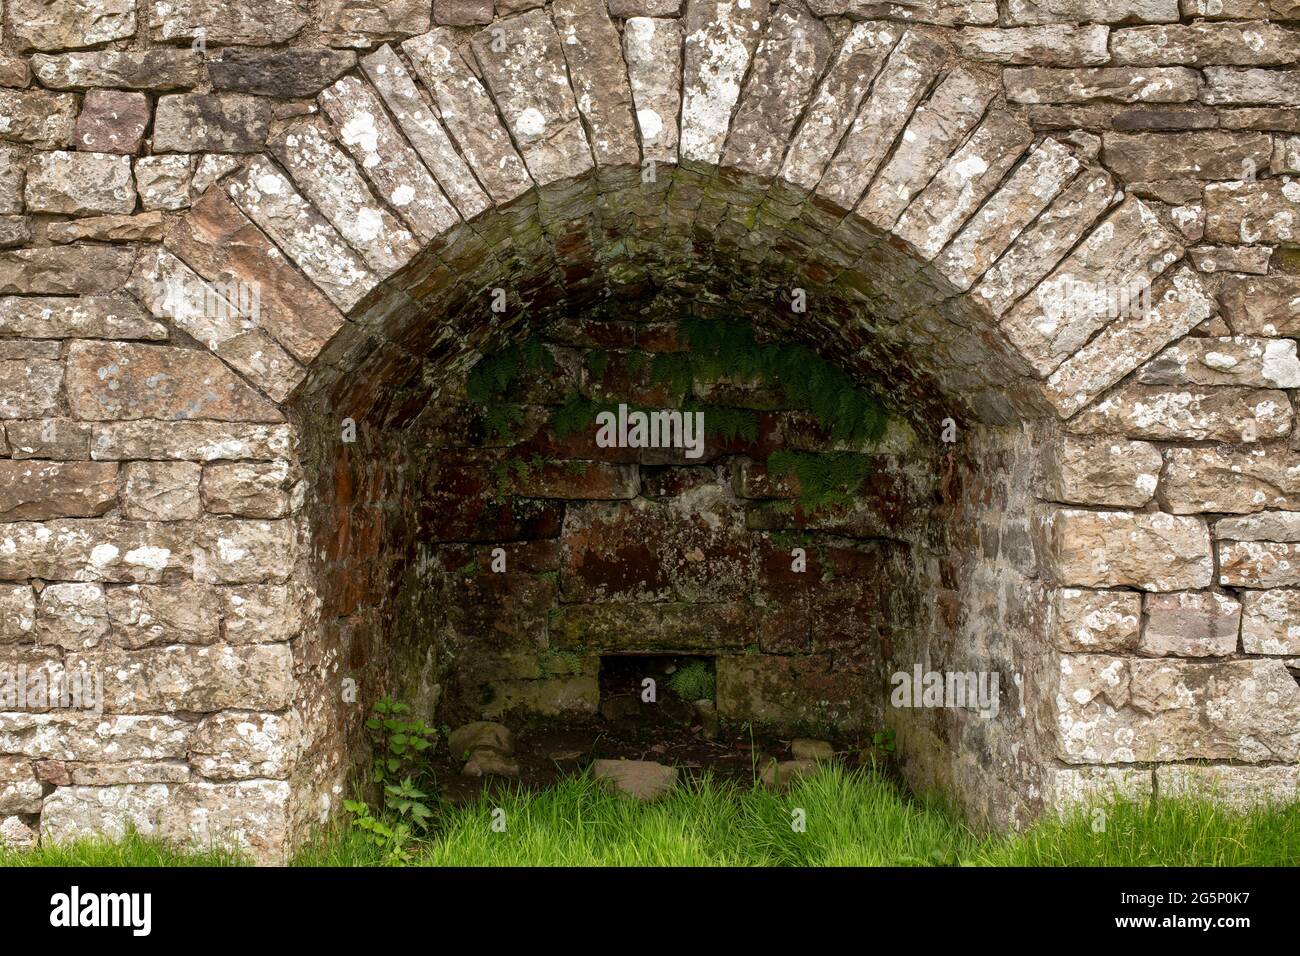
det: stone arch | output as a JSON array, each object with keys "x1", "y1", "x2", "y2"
[{"x1": 5, "y1": 0, "x2": 1300, "y2": 862}]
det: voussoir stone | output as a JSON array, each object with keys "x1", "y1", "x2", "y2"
[{"x1": 679, "y1": 0, "x2": 771, "y2": 166}]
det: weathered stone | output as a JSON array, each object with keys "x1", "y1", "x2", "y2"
[
  {"x1": 552, "y1": 0, "x2": 640, "y2": 171},
  {"x1": 68, "y1": 761, "x2": 189, "y2": 785},
  {"x1": 65, "y1": 341, "x2": 282, "y2": 423},
  {"x1": 1113, "y1": 22, "x2": 1300, "y2": 67},
  {"x1": 48, "y1": 211, "x2": 165, "y2": 244},
  {"x1": 221, "y1": 586, "x2": 304, "y2": 644},
  {"x1": 780, "y1": 22, "x2": 898, "y2": 193},
  {"x1": 0, "y1": 216, "x2": 29, "y2": 249},
  {"x1": 1044, "y1": 266, "x2": 1214, "y2": 417},
  {"x1": 0, "y1": 358, "x2": 62, "y2": 418},
  {"x1": 8, "y1": 0, "x2": 136, "y2": 52},
  {"x1": 1140, "y1": 335, "x2": 1300, "y2": 389},
  {"x1": 89, "y1": 420, "x2": 293, "y2": 462},
  {"x1": 117, "y1": 237, "x2": 286, "y2": 405},
  {"x1": 1004, "y1": 67, "x2": 1199, "y2": 104},
  {"x1": 1056, "y1": 655, "x2": 1300, "y2": 763},
  {"x1": 1219, "y1": 540, "x2": 1300, "y2": 587},
  {"x1": 623, "y1": 17, "x2": 682, "y2": 166},
  {"x1": 0, "y1": 89, "x2": 77, "y2": 147},
  {"x1": 1046, "y1": 509, "x2": 1212, "y2": 591},
  {"x1": 130, "y1": 154, "x2": 190, "y2": 212},
  {"x1": 1051, "y1": 587, "x2": 1141, "y2": 652},
  {"x1": 267, "y1": 119, "x2": 419, "y2": 278},
  {"x1": 24, "y1": 151, "x2": 134, "y2": 215},
  {"x1": 201, "y1": 461, "x2": 299, "y2": 518},
  {"x1": 1188, "y1": 244, "x2": 1272, "y2": 274},
  {"x1": 189, "y1": 154, "x2": 242, "y2": 197},
  {"x1": 74, "y1": 90, "x2": 149, "y2": 155},
  {"x1": 1045, "y1": 765, "x2": 1153, "y2": 810},
  {"x1": 148, "y1": 0, "x2": 309, "y2": 45},
  {"x1": 107, "y1": 583, "x2": 221, "y2": 648},
  {"x1": 717, "y1": 654, "x2": 869, "y2": 731},
  {"x1": 153, "y1": 95, "x2": 272, "y2": 154},
  {"x1": 957, "y1": 25, "x2": 1109, "y2": 65},
  {"x1": 1241, "y1": 589, "x2": 1300, "y2": 655},
  {"x1": 1046, "y1": 436, "x2": 1161, "y2": 507},
  {"x1": 434, "y1": 0, "x2": 494, "y2": 25},
  {"x1": 0, "y1": 757, "x2": 41, "y2": 814},
  {"x1": 0, "y1": 461, "x2": 118, "y2": 520},
  {"x1": 210, "y1": 48, "x2": 356, "y2": 98},
  {"x1": 121, "y1": 461, "x2": 201, "y2": 520},
  {"x1": 1215, "y1": 275, "x2": 1300, "y2": 336},
  {"x1": 461, "y1": 748, "x2": 520, "y2": 776},
  {"x1": 893, "y1": 111, "x2": 1033, "y2": 259},
  {"x1": 935, "y1": 138, "x2": 1079, "y2": 290},
  {"x1": 163, "y1": 189, "x2": 344, "y2": 365},
  {"x1": 0, "y1": 517, "x2": 193, "y2": 582},
  {"x1": 1275, "y1": 135, "x2": 1300, "y2": 175},
  {"x1": 1204, "y1": 179, "x2": 1300, "y2": 244},
  {"x1": 791, "y1": 738, "x2": 834, "y2": 761},
  {"x1": 190, "y1": 711, "x2": 303, "y2": 779},
  {"x1": 818, "y1": 31, "x2": 945, "y2": 209},
  {"x1": 31, "y1": 50, "x2": 203, "y2": 91},
  {"x1": 678, "y1": 0, "x2": 771, "y2": 166},
  {"x1": 610, "y1": 0, "x2": 680, "y2": 14},
  {"x1": 1158, "y1": 764, "x2": 1300, "y2": 810},
  {"x1": 402, "y1": 28, "x2": 533, "y2": 205},
  {"x1": 1141, "y1": 590, "x2": 1240, "y2": 657},
  {"x1": 1165, "y1": 446, "x2": 1300, "y2": 515},
  {"x1": 1203, "y1": 68, "x2": 1300, "y2": 108},
  {"x1": 720, "y1": 6, "x2": 832, "y2": 181},
  {"x1": 592, "y1": 758, "x2": 677, "y2": 800},
  {"x1": 358, "y1": 45, "x2": 490, "y2": 221},
  {"x1": 0, "y1": 815, "x2": 37, "y2": 849},
  {"x1": 1218, "y1": 511, "x2": 1300, "y2": 542},
  {"x1": 1001, "y1": 198, "x2": 1182, "y2": 376},
  {"x1": 1103, "y1": 131, "x2": 1271, "y2": 182},
  {"x1": 74, "y1": 643, "x2": 294, "y2": 713},
  {"x1": 42, "y1": 784, "x2": 173, "y2": 844},
  {"x1": 0, "y1": 55, "x2": 32, "y2": 88},
  {"x1": 470, "y1": 10, "x2": 593, "y2": 186},
  {"x1": 0, "y1": 585, "x2": 35, "y2": 643},
  {"x1": 1005, "y1": 0, "x2": 1178, "y2": 23},
  {"x1": 157, "y1": 779, "x2": 291, "y2": 865},
  {"x1": 0, "y1": 712, "x2": 191, "y2": 760},
  {"x1": 6, "y1": 419, "x2": 92, "y2": 459},
  {"x1": 448, "y1": 720, "x2": 514, "y2": 757},
  {"x1": 35, "y1": 582, "x2": 109, "y2": 651},
  {"x1": 192, "y1": 519, "x2": 295, "y2": 584},
  {"x1": 861, "y1": 67, "x2": 994, "y2": 230},
  {"x1": 1069, "y1": 383, "x2": 1292, "y2": 442},
  {"x1": 0, "y1": 144, "x2": 22, "y2": 214},
  {"x1": 318, "y1": 0, "x2": 430, "y2": 45},
  {"x1": 318, "y1": 77, "x2": 460, "y2": 243}
]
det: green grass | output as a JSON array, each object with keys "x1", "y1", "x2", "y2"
[
  {"x1": 5, "y1": 766, "x2": 1297, "y2": 867},
  {"x1": 0, "y1": 828, "x2": 247, "y2": 867}
]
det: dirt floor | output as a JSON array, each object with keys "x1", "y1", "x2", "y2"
[{"x1": 434, "y1": 658, "x2": 875, "y2": 804}]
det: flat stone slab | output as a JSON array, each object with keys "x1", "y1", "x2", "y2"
[{"x1": 592, "y1": 759, "x2": 678, "y2": 800}]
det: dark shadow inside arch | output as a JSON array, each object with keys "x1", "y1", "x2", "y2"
[{"x1": 286, "y1": 168, "x2": 1060, "y2": 830}]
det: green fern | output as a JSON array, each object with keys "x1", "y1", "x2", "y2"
[{"x1": 666, "y1": 660, "x2": 715, "y2": 701}]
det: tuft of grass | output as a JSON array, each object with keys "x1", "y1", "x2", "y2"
[
  {"x1": 0, "y1": 827, "x2": 248, "y2": 867},
  {"x1": 6, "y1": 767, "x2": 1297, "y2": 867}
]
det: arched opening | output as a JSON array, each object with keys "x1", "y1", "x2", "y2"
[{"x1": 282, "y1": 161, "x2": 1058, "y2": 829}]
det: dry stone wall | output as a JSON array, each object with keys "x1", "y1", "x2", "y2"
[{"x1": 0, "y1": 0, "x2": 1298, "y2": 860}]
